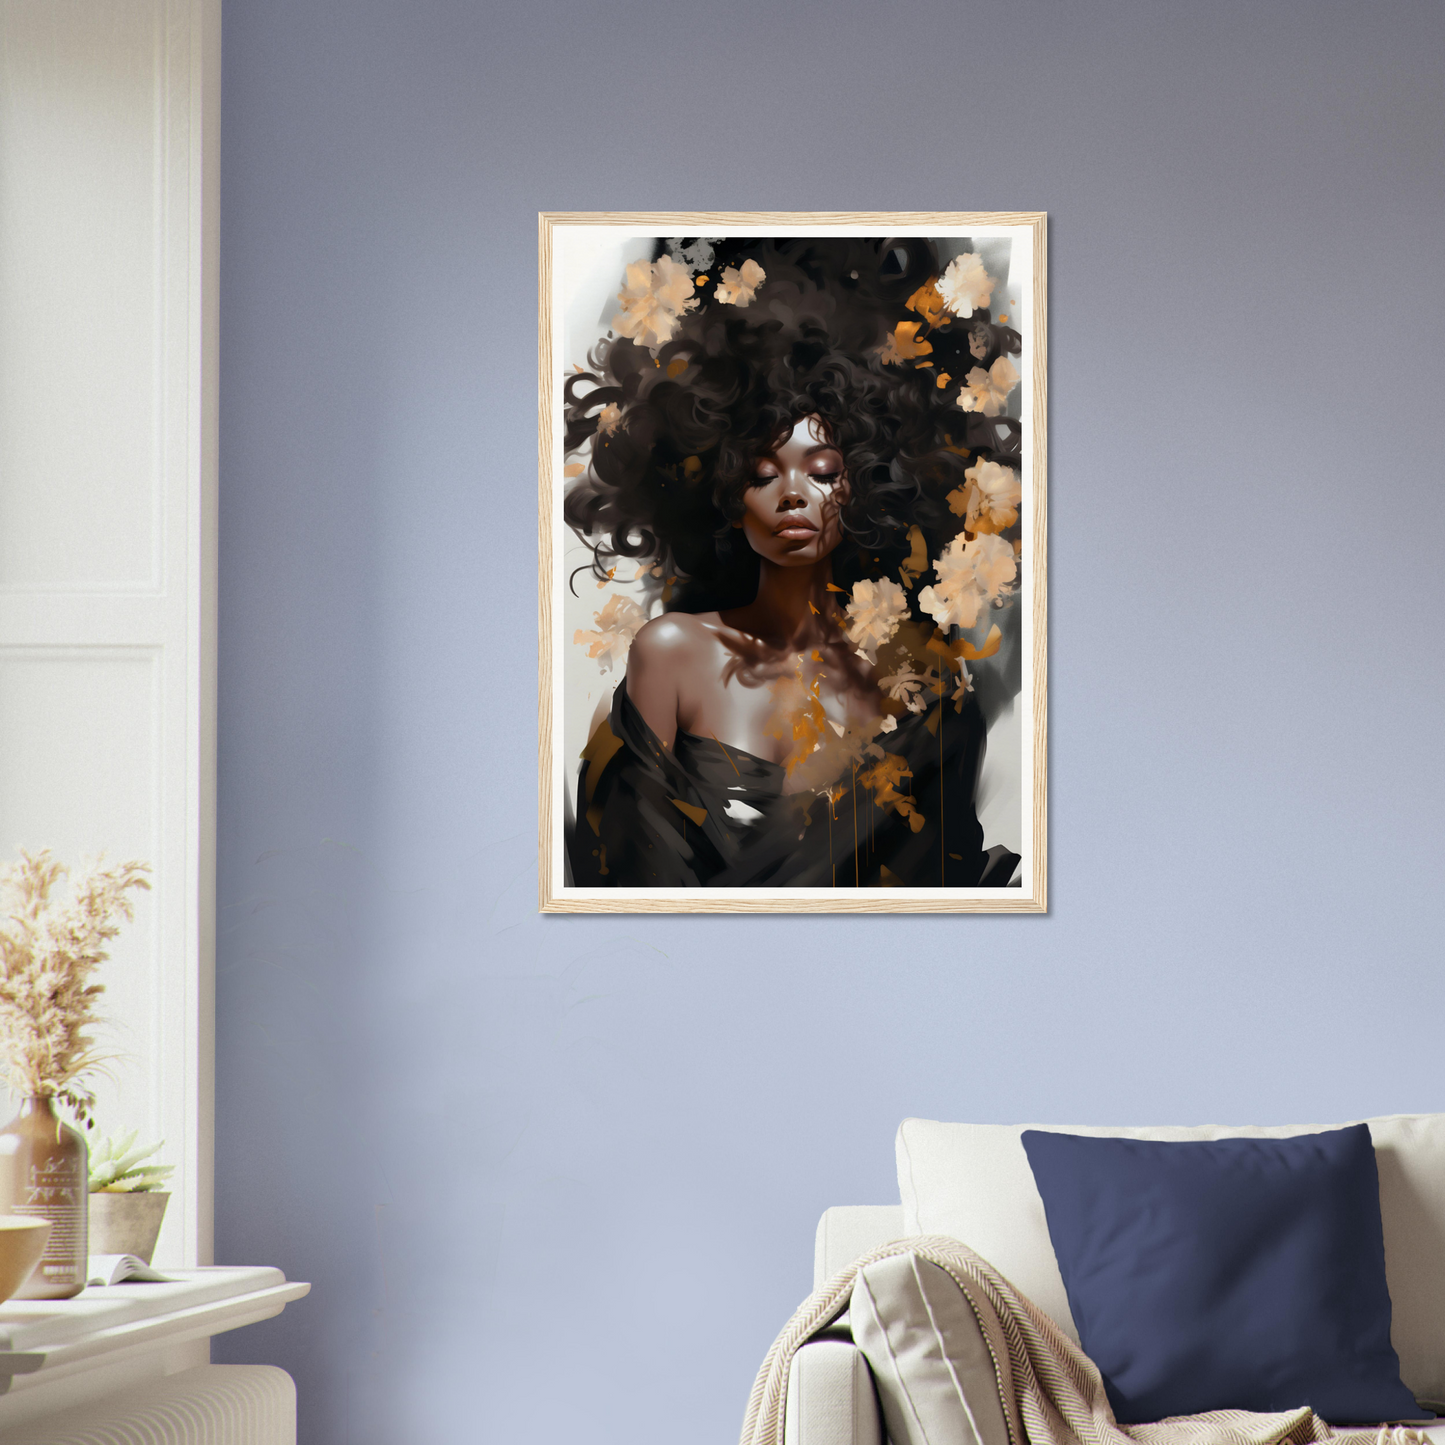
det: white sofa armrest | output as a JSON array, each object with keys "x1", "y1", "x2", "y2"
[
  {"x1": 785, "y1": 1337, "x2": 882, "y2": 1445},
  {"x1": 814, "y1": 1206, "x2": 906, "y2": 1288}
]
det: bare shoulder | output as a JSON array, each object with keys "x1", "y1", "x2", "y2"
[{"x1": 628, "y1": 611, "x2": 723, "y2": 666}]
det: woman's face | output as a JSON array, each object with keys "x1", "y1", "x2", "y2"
[{"x1": 736, "y1": 416, "x2": 849, "y2": 567}]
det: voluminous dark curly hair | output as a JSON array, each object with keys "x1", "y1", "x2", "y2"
[{"x1": 562, "y1": 236, "x2": 1022, "y2": 615}]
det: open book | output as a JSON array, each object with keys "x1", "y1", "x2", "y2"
[{"x1": 86, "y1": 1254, "x2": 173, "y2": 1286}]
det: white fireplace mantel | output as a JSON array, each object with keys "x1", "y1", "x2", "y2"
[{"x1": 0, "y1": 1269, "x2": 308, "y2": 1440}]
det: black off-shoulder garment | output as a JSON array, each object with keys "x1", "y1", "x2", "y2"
[{"x1": 566, "y1": 680, "x2": 1019, "y2": 889}]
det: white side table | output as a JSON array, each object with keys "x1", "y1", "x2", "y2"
[{"x1": 0, "y1": 1267, "x2": 309, "y2": 1442}]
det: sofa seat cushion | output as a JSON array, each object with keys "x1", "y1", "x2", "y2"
[
  {"x1": 1021, "y1": 1125, "x2": 1420, "y2": 1424},
  {"x1": 897, "y1": 1114, "x2": 1445, "y2": 1404}
]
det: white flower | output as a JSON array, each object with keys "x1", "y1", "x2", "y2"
[
  {"x1": 956, "y1": 357, "x2": 1020, "y2": 417},
  {"x1": 937, "y1": 252, "x2": 996, "y2": 319},
  {"x1": 595, "y1": 403, "x2": 622, "y2": 436},
  {"x1": 917, "y1": 533, "x2": 1018, "y2": 631},
  {"x1": 952, "y1": 665, "x2": 974, "y2": 706},
  {"x1": 878, "y1": 667, "x2": 928, "y2": 709},
  {"x1": 715, "y1": 259, "x2": 766, "y2": 307},
  {"x1": 843, "y1": 577, "x2": 909, "y2": 664},
  {"x1": 573, "y1": 594, "x2": 648, "y2": 672},
  {"x1": 612, "y1": 255, "x2": 699, "y2": 349},
  {"x1": 946, "y1": 459, "x2": 1021, "y2": 535}
]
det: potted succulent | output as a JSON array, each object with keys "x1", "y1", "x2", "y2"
[{"x1": 88, "y1": 1133, "x2": 173, "y2": 1264}]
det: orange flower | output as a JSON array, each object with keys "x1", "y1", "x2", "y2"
[
  {"x1": 573, "y1": 595, "x2": 648, "y2": 672},
  {"x1": 956, "y1": 357, "x2": 1020, "y2": 417},
  {"x1": 946, "y1": 459, "x2": 1021, "y2": 534},
  {"x1": 714, "y1": 259, "x2": 766, "y2": 307},
  {"x1": 612, "y1": 256, "x2": 699, "y2": 349}
]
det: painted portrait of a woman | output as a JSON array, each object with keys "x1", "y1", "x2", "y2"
[{"x1": 548, "y1": 225, "x2": 1040, "y2": 900}]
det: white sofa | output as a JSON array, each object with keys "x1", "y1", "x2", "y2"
[{"x1": 783, "y1": 1117, "x2": 1445, "y2": 1445}]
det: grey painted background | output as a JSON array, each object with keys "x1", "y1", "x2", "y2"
[{"x1": 213, "y1": 3, "x2": 1445, "y2": 1442}]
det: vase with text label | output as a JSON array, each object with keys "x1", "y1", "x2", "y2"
[{"x1": 0, "y1": 1097, "x2": 88, "y2": 1298}]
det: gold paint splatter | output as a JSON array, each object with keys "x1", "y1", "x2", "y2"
[
  {"x1": 898, "y1": 525, "x2": 928, "y2": 589},
  {"x1": 682, "y1": 455, "x2": 702, "y2": 480},
  {"x1": 935, "y1": 372, "x2": 952, "y2": 390},
  {"x1": 564, "y1": 464, "x2": 584, "y2": 478},
  {"x1": 580, "y1": 719, "x2": 625, "y2": 824},
  {"x1": 905, "y1": 279, "x2": 949, "y2": 327},
  {"x1": 951, "y1": 624, "x2": 1002, "y2": 662},
  {"x1": 708, "y1": 732, "x2": 741, "y2": 777},
  {"x1": 825, "y1": 583, "x2": 847, "y2": 593},
  {"x1": 859, "y1": 754, "x2": 926, "y2": 832},
  {"x1": 667, "y1": 358, "x2": 688, "y2": 378},
  {"x1": 878, "y1": 321, "x2": 933, "y2": 365},
  {"x1": 669, "y1": 797, "x2": 707, "y2": 826}
]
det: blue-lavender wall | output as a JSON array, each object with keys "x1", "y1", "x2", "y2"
[{"x1": 214, "y1": 3, "x2": 1445, "y2": 1441}]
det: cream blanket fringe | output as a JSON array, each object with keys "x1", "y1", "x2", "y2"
[{"x1": 740, "y1": 1235, "x2": 1431, "y2": 1445}]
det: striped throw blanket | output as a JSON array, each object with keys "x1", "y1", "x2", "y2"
[{"x1": 740, "y1": 1236, "x2": 1431, "y2": 1445}]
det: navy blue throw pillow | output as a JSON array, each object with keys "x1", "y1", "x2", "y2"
[{"x1": 1020, "y1": 1126, "x2": 1423, "y2": 1425}]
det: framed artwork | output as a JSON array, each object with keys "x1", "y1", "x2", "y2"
[{"x1": 539, "y1": 212, "x2": 1046, "y2": 913}]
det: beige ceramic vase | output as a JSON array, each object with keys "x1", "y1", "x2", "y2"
[{"x1": 0, "y1": 1097, "x2": 89, "y2": 1298}]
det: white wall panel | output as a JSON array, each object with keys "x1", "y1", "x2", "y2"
[
  {"x1": 0, "y1": 648, "x2": 160, "y2": 1185},
  {"x1": 0, "y1": 3, "x2": 161, "y2": 590},
  {"x1": 0, "y1": 649, "x2": 159, "y2": 846},
  {"x1": 0, "y1": 0, "x2": 218, "y2": 1269}
]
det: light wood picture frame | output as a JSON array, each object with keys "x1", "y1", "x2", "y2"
[{"x1": 540, "y1": 213, "x2": 1046, "y2": 913}]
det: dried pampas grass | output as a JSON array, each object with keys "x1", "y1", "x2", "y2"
[{"x1": 0, "y1": 849, "x2": 151, "y2": 1123}]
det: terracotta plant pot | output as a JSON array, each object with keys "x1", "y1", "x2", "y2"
[
  {"x1": 0, "y1": 1218, "x2": 51, "y2": 1302},
  {"x1": 88, "y1": 1192, "x2": 170, "y2": 1264}
]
